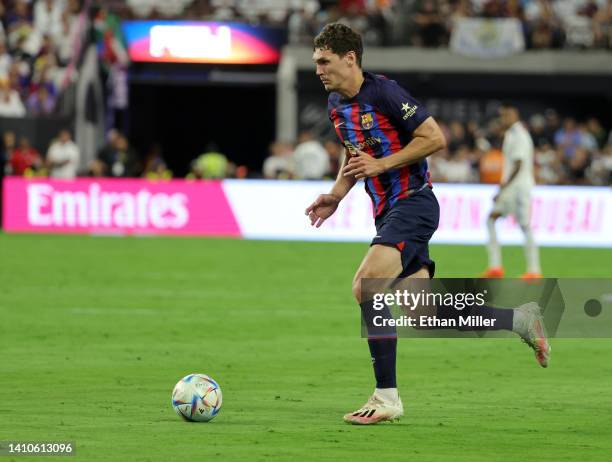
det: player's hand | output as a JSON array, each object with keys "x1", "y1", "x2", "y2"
[
  {"x1": 342, "y1": 151, "x2": 385, "y2": 179},
  {"x1": 305, "y1": 194, "x2": 340, "y2": 228}
]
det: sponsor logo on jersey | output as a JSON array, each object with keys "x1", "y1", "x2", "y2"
[
  {"x1": 343, "y1": 137, "x2": 382, "y2": 154},
  {"x1": 401, "y1": 102, "x2": 418, "y2": 120}
]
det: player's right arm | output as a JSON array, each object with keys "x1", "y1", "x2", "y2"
[
  {"x1": 494, "y1": 131, "x2": 524, "y2": 200},
  {"x1": 305, "y1": 149, "x2": 356, "y2": 228}
]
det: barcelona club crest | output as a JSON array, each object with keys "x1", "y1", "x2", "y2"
[{"x1": 361, "y1": 113, "x2": 374, "y2": 130}]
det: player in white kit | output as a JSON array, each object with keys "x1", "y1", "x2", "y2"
[{"x1": 483, "y1": 103, "x2": 542, "y2": 279}]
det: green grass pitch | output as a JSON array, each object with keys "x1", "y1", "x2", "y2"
[{"x1": 1, "y1": 234, "x2": 611, "y2": 461}]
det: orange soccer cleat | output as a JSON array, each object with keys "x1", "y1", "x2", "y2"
[
  {"x1": 521, "y1": 272, "x2": 543, "y2": 280},
  {"x1": 481, "y1": 267, "x2": 505, "y2": 278}
]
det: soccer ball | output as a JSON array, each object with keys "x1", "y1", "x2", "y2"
[{"x1": 171, "y1": 373, "x2": 222, "y2": 422}]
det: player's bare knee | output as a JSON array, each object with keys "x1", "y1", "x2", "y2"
[
  {"x1": 352, "y1": 272, "x2": 370, "y2": 304},
  {"x1": 352, "y1": 277, "x2": 363, "y2": 304},
  {"x1": 352, "y1": 268, "x2": 378, "y2": 303}
]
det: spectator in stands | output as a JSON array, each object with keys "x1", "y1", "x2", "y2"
[
  {"x1": 524, "y1": 0, "x2": 563, "y2": 49},
  {"x1": 530, "y1": 18, "x2": 565, "y2": 49},
  {"x1": 26, "y1": 85, "x2": 55, "y2": 115},
  {"x1": 0, "y1": 79, "x2": 25, "y2": 116},
  {"x1": 292, "y1": 130, "x2": 329, "y2": 180},
  {"x1": 31, "y1": 52, "x2": 60, "y2": 97},
  {"x1": 1, "y1": 130, "x2": 16, "y2": 177},
  {"x1": 91, "y1": 129, "x2": 117, "y2": 176},
  {"x1": 566, "y1": 146, "x2": 590, "y2": 184},
  {"x1": 190, "y1": 142, "x2": 231, "y2": 179},
  {"x1": 0, "y1": 41, "x2": 12, "y2": 79},
  {"x1": 91, "y1": 128, "x2": 118, "y2": 174},
  {"x1": 46, "y1": 128, "x2": 79, "y2": 179},
  {"x1": 586, "y1": 116, "x2": 607, "y2": 148},
  {"x1": 6, "y1": 0, "x2": 32, "y2": 33},
  {"x1": 336, "y1": 1, "x2": 370, "y2": 40},
  {"x1": 6, "y1": 0, "x2": 35, "y2": 55},
  {"x1": 528, "y1": 113, "x2": 550, "y2": 147},
  {"x1": 465, "y1": 120, "x2": 480, "y2": 148},
  {"x1": 543, "y1": 108, "x2": 561, "y2": 144},
  {"x1": 209, "y1": 0, "x2": 238, "y2": 21},
  {"x1": 412, "y1": 0, "x2": 448, "y2": 47},
  {"x1": 288, "y1": 2, "x2": 320, "y2": 45},
  {"x1": 54, "y1": 8, "x2": 78, "y2": 65},
  {"x1": 143, "y1": 143, "x2": 171, "y2": 179},
  {"x1": 93, "y1": 133, "x2": 140, "y2": 177},
  {"x1": 578, "y1": 122, "x2": 598, "y2": 152},
  {"x1": 554, "y1": 117, "x2": 582, "y2": 159},
  {"x1": 594, "y1": 0, "x2": 612, "y2": 48},
  {"x1": 34, "y1": 0, "x2": 64, "y2": 37},
  {"x1": 428, "y1": 149, "x2": 449, "y2": 182},
  {"x1": 446, "y1": 145, "x2": 476, "y2": 182},
  {"x1": 534, "y1": 140, "x2": 563, "y2": 184},
  {"x1": 587, "y1": 143, "x2": 612, "y2": 185},
  {"x1": 263, "y1": 140, "x2": 294, "y2": 179},
  {"x1": 7, "y1": 60, "x2": 30, "y2": 98},
  {"x1": 485, "y1": 117, "x2": 505, "y2": 151},
  {"x1": 447, "y1": 120, "x2": 470, "y2": 152},
  {"x1": 9, "y1": 136, "x2": 42, "y2": 176},
  {"x1": 480, "y1": 0, "x2": 508, "y2": 18},
  {"x1": 558, "y1": 0, "x2": 597, "y2": 48}
]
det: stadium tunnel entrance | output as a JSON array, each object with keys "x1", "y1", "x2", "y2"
[{"x1": 128, "y1": 79, "x2": 276, "y2": 178}]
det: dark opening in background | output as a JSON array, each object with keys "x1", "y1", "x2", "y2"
[{"x1": 128, "y1": 83, "x2": 276, "y2": 177}]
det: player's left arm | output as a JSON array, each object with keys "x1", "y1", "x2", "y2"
[{"x1": 343, "y1": 117, "x2": 446, "y2": 179}]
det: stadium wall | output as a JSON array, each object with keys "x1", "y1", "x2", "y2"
[{"x1": 3, "y1": 177, "x2": 611, "y2": 247}]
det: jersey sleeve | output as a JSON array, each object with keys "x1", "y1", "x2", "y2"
[
  {"x1": 376, "y1": 79, "x2": 430, "y2": 136},
  {"x1": 327, "y1": 94, "x2": 345, "y2": 144}
]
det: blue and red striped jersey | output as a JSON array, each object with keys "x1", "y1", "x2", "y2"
[{"x1": 328, "y1": 72, "x2": 432, "y2": 217}]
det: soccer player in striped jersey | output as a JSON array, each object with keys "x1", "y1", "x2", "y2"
[{"x1": 305, "y1": 23, "x2": 550, "y2": 425}]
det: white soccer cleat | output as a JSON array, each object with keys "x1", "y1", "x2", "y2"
[
  {"x1": 343, "y1": 393, "x2": 404, "y2": 425},
  {"x1": 515, "y1": 302, "x2": 551, "y2": 368}
]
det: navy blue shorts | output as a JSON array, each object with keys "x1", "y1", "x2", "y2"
[{"x1": 371, "y1": 187, "x2": 440, "y2": 278}]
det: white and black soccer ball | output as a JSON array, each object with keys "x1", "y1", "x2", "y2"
[{"x1": 171, "y1": 373, "x2": 222, "y2": 422}]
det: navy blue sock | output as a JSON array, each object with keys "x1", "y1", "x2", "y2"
[
  {"x1": 368, "y1": 338, "x2": 397, "y2": 388},
  {"x1": 360, "y1": 300, "x2": 397, "y2": 388}
]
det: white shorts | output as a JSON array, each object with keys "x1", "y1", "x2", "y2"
[{"x1": 492, "y1": 187, "x2": 531, "y2": 227}]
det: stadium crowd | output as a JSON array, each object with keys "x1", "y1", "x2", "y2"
[
  {"x1": 0, "y1": 0, "x2": 84, "y2": 118},
  {"x1": 110, "y1": 0, "x2": 612, "y2": 50},
  {"x1": 262, "y1": 111, "x2": 612, "y2": 185},
  {"x1": 2, "y1": 111, "x2": 611, "y2": 185},
  {"x1": 1, "y1": 1, "x2": 610, "y2": 186}
]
